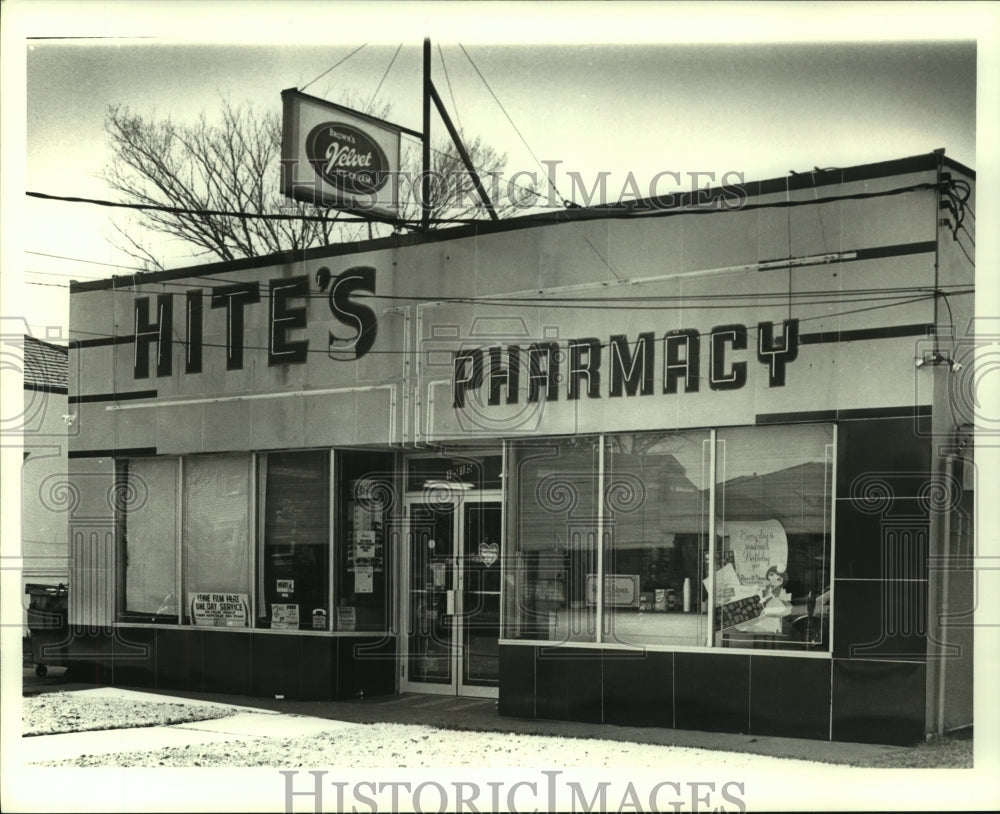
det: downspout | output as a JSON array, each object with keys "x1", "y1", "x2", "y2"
[{"x1": 935, "y1": 451, "x2": 957, "y2": 736}]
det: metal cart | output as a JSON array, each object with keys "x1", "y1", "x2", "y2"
[{"x1": 25, "y1": 583, "x2": 68, "y2": 677}]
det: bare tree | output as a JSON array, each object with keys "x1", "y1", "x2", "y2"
[{"x1": 104, "y1": 97, "x2": 526, "y2": 270}]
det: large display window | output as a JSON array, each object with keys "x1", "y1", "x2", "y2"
[
  {"x1": 713, "y1": 425, "x2": 833, "y2": 651},
  {"x1": 503, "y1": 424, "x2": 834, "y2": 653},
  {"x1": 183, "y1": 454, "x2": 252, "y2": 626},
  {"x1": 115, "y1": 448, "x2": 395, "y2": 634},
  {"x1": 258, "y1": 450, "x2": 330, "y2": 631},
  {"x1": 117, "y1": 457, "x2": 179, "y2": 620},
  {"x1": 503, "y1": 437, "x2": 600, "y2": 642},
  {"x1": 603, "y1": 431, "x2": 711, "y2": 647},
  {"x1": 335, "y1": 451, "x2": 394, "y2": 632}
]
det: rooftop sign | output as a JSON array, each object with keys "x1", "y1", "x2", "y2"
[{"x1": 280, "y1": 88, "x2": 403, "y2": 221}]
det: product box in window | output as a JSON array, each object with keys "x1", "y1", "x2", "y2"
[{"x1": 654, "y1": 588, "x2": 669, "y2": 611}]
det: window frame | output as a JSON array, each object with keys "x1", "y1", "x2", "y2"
[
  {"x1": 500, "y1": 423, "x2": 836, "y2": 658},
  {"x1": 255, "y1": 448, "x2": 334, "y2": 633},
  {"x1": 114, "y1": 447, "x2": 395, "y2": 637}
]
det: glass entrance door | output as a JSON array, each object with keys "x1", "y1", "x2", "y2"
[{"x1": 402, "y1": 495, "x2": 502, "y2": 697}]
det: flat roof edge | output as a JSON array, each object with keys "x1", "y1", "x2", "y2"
[{"x1": 70, "y1": 150, "x2": 970, "y2": 294}]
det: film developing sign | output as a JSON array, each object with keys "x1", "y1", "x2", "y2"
[
  {"x1": 189, "y1": 592, "x2": 249, "y2": 628},
  {"x1": 281, "y1": 88, "x2": 401, "y2": 220}
]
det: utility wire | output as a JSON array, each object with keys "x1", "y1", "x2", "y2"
[
  {"x1": 458, "y1": 42, "x2": 567, "y2": 207},
  {"x1": 29, "y1": 180, "x2": 946, "y2": 229},
  {"x1": 56, "y1": 264, "x2": 970, "y2": 307},
  {"x1": 954, "y1": 237, "x2": 975, "y2": 268},
  {"x1": 26, "y1": 268, "x2": 108, "y2": 280},
  {"x1": 26, "y1": 250, "x2": 146, "y2": 272},
  {"x1": 367, "y1": 44, "x2": 402, "y2": 114},
  {"x1": 438, "y1": 44, "x2": 464, "y2": 134},
  {"x1": 64, "y1": 294, "x2": 942, "y2": 355},
  {"x1": 300, "y1": 43, "x2": 368, "y2": 92},
  {"x1": 26, "y1": 190, "x2": 476, "y2": 226}
]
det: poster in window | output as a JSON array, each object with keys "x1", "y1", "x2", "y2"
[
  {"x1": 271, "y1": 603, "x2": 300, "y2": 630},
  {"x1": 721, "y1": 520, "x2": 788, "y2": 588},
  {"x1": 337, "y1": 606, "x2": 357, "y2": 631},
  {"x1": 189, "y1": 592, "x2": 249, "y2": 628},
  {"x1": 354, "y1": 565, "x2": 374, "y2": 593},
  {"x1": 429, "y1": 561, "x2": 447, "y2": 589},
  {"x1": 355, "y1": 530, "x2": 376, "y2": 559}
]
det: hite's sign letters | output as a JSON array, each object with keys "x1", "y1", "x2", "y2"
[
  {"x1": 131, "y1": 266, "x2": 377, "y2": 378},
  {"x1": 452, "y1": 320, "x2": 799, "y2": 407}
]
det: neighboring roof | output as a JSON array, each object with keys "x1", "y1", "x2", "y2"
[
  {"x1": 23, "y1": 336, "x2": 68, "y2": 393},
  {"x1": 69, "y1": 149, "x2": 975, "y2": 295}
]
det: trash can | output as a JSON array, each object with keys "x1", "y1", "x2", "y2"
[{"x1": 25, "y1": 583, "x2": 68, "y2": 677}]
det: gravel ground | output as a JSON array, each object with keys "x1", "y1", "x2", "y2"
[
  {"x1": 35, "y1": 721, "x2": 824, "y2": 768},
  {"x1": 23, "y1": 694, "x2": 236, "y2": 736},
  {"x1": 22, "y1": 690, "x2": 973, "y2": 769}
]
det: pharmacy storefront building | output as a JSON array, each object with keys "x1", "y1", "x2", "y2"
[{"x1": 64, "y1": 151, "x2": 975, "y2": 745}]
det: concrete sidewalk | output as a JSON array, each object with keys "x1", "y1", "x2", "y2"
[{"x1": 20, "y1": 681, "x2": 915, "y2": 767}]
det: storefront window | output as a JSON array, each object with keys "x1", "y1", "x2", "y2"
[
  {"x1": 183, "y1": 454, "x2": 251, "y2": 627},
  {"x1": 336, "y1": 451, "x2": 394, "y2": 632},
  {"x1": 502, "y1": 425, "x2": 834, "y2": 653},
  {"x1": 504, "y1": 437, "x2": 600, "y2": 642},
  {"x1": 259, "y1": 450, "x2": 330, "y2": 631},
  {"x1": 118, "y1": 457, "x2": 178, "y2": 620},
  {"x1": 603, "y1": 432, "x2": 711, "y2": 647},
  {"x1": 713, "y1": 425, "x2": 833, "y2": 651}
]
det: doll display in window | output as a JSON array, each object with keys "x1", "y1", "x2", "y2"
[{"x1": 756, "y1": 564, "x2": 792, "y2": 633}]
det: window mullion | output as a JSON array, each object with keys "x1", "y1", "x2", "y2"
[
  {"x1": 707, "y1": 430, "x2": 717, "y2": 648},
  {"x1": 176, "y1": 456, "x2": 184, "y2": 626},
  {"x1": 596, "y1": 435, "x2": 605, "y2": 645}
]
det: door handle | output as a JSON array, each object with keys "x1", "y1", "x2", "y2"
[{"x1": 446, "y1": 589, "x2": 455, "y2": 616}]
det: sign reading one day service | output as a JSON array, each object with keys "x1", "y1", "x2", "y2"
[
  {"x1": 188, "y1": 592, "x2": 250, "y2": 628},
  {"x1": 281, "y1": 88, "x2": 402, "y2": 220}
]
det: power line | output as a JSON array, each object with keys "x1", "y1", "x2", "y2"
[
  {"x1": 26, "y1": 268, "x2": 109, "y2": 280},
  {"x1": 64, "y1": 293, "x2": 942, "y2": 355},
  {"x1": 954, "y1": 236, "x2": 975, "y2": 268},
  {"x1": 26, "y1": 190, "x2": 362, "y2": 224},
  {"x1": 300, "y1": 43, "x2": 368, "y2": 93},
  {"x1": 53, "y1": 263, "x2": 966, "y2": 307},
  {"x1": 26, "y1": 250, "x2": 146, "y2": 272},
  {"x1": 61, "y1": 259, "x2": 972, "y2": 304},
  {"x1": 28, "y1": 180, "x2": 947, "y2": 231},
  {"x1": 26, "y1": 280, "x2": 71, "y2": 289}
]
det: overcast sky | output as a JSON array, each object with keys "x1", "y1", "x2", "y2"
[{"x1": 2, "y1": 1, "x2": 995, "y2": 343}]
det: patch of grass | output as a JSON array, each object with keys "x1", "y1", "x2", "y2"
[{"x1": 23, "y1": 694, "x2": 236, "y2": 736}]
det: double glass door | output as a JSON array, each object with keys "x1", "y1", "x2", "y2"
[{"x1": 402, "y1": 494, "x2": 502, "y2": 697}]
